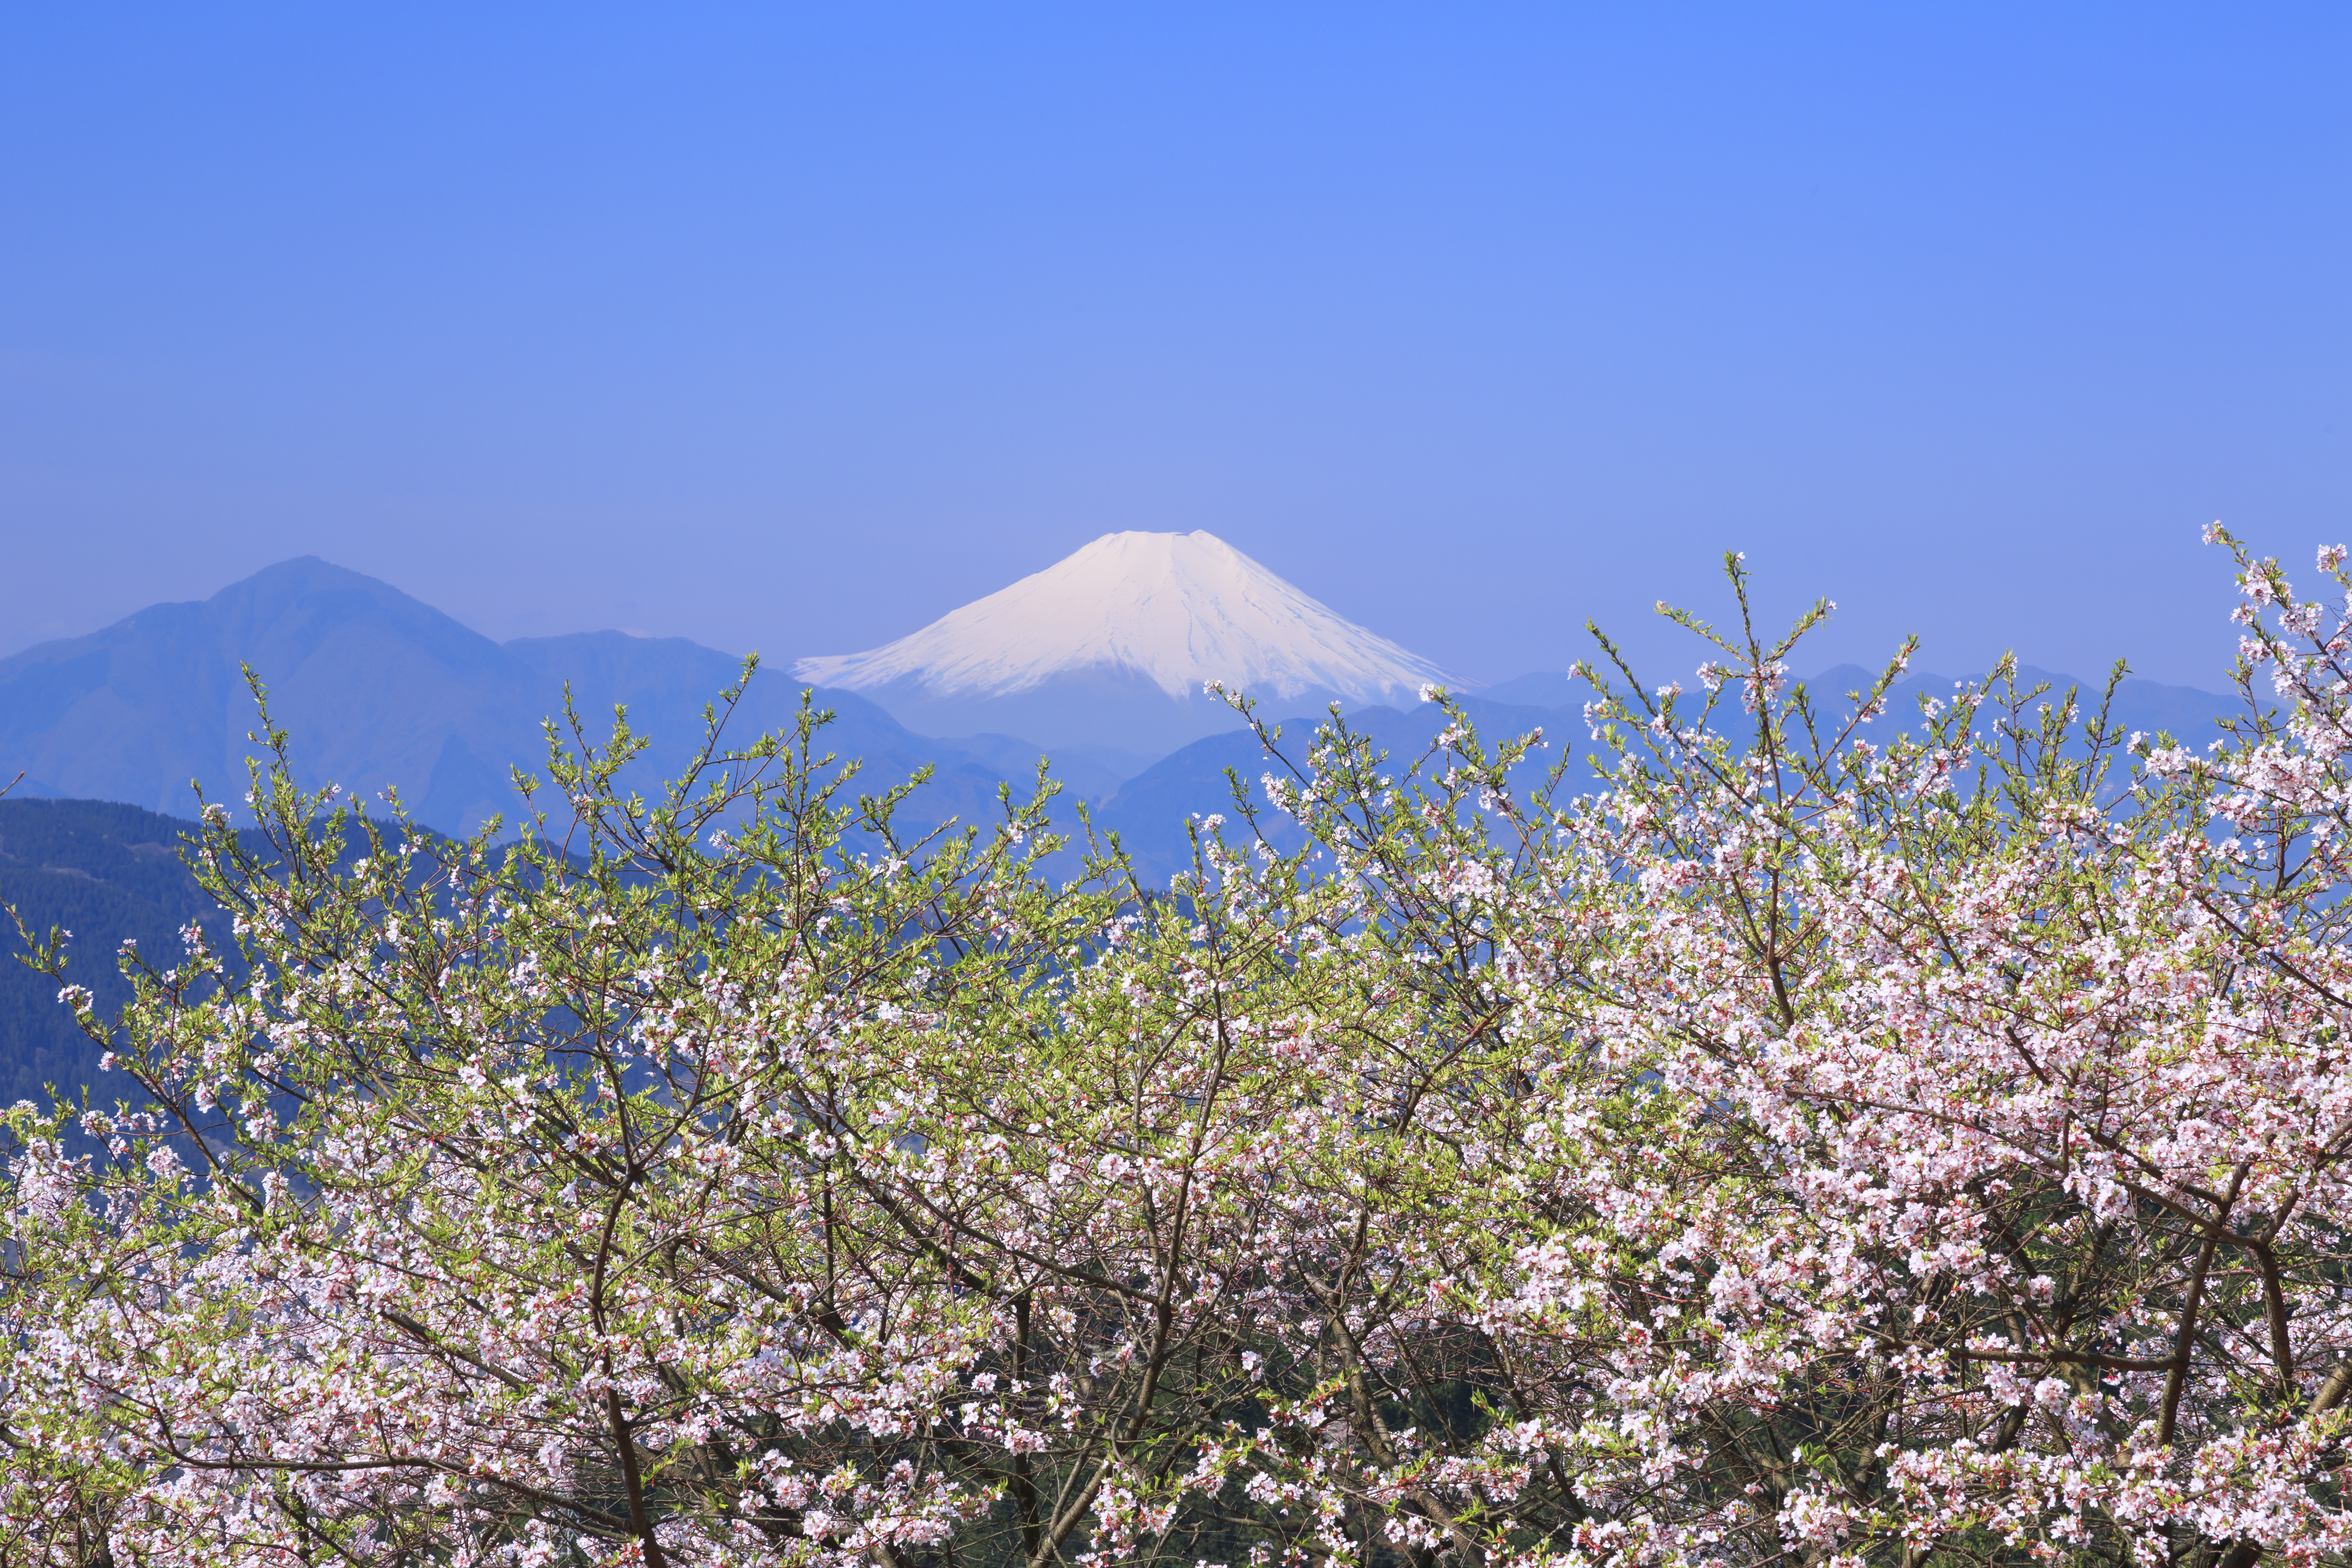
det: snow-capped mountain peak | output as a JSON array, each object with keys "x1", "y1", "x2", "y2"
[{"x1": 795, "y1": 531, "x2": 1450, "y2": 703}]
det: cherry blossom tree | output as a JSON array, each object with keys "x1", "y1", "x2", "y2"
[
  {"x1": 1260, "y1": 537, "x2": 2352, "y2": 1568},
  {"x1": 12, "y1": 537, "x2": 2352, "y2": 1568}
]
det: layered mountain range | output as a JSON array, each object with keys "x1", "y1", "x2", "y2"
[
  {"x1": 0, "y1": 557, "x2": 1115, "y2": 837},
  {"x1": 0, "y1": 539, "x2": 2257, "y2": 1105},
  {"x1": 1, "y1": 537, "x2": 2247, "y2": 881}
]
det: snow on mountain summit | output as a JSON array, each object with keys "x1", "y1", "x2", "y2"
[{"x1": 795, "y1": 531, "x2": 1450, "y2": 703}]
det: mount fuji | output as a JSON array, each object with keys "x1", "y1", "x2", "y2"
[{"x1": 794, "y1": 531, "x2": 1453, "y2": 758}]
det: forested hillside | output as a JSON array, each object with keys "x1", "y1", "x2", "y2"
[{"x1": 0, "y1": 799, "x2": 220, "y2": 1111}]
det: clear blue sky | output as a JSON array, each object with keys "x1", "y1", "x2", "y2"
[{"x1": 4, "y1": 5, "x2": 2347, "y2": 690}]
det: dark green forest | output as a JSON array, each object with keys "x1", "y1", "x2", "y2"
[{"x1": 0, "y1": 799, "x2": 223, "y2": 1111}]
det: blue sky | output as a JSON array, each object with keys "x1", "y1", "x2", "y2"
[{"x1": 4, "y1": 5, "x2": 2347, "y2": 690}]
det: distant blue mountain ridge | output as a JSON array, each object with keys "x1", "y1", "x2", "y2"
[
  {"x1": 1087, "y1": 661, "x2": 2245, "y2": 880},
  {"x1": 0, "y1": 568, "x2": 2257, "y2": 1123},
  {"x1": 0, "y1": 558, "x2": 1123, "y2": 840},
  {"x1": 1484, "y1": 662, "x2": 2239, "y2": 742},
  {"x1": 0, "y1": 559, "x2": 2243, "y2": 884}
]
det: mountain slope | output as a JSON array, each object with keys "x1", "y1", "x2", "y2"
[
  {"x1": 0, "y1": 799, "x2": 232, "y2": 1110},
  {"x1": 0, "y1": 560, "x2": 1098, "y2": 838},
  {"x1": 0, "y1": 558, "x2": 529, "y2": 829},
  {"x1": 1081, "y1": 664, "x2": 2245, "y2": 884},
  {"x1": 794, "y1": 532, "x2": 1451, "y2": 755},
  {"x1": 1077, "y1": 693, "x2": 1575, "y2": 884},
  {"x1": 1484, "y1": 664, "x2": 2240, "y2": 750}
]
